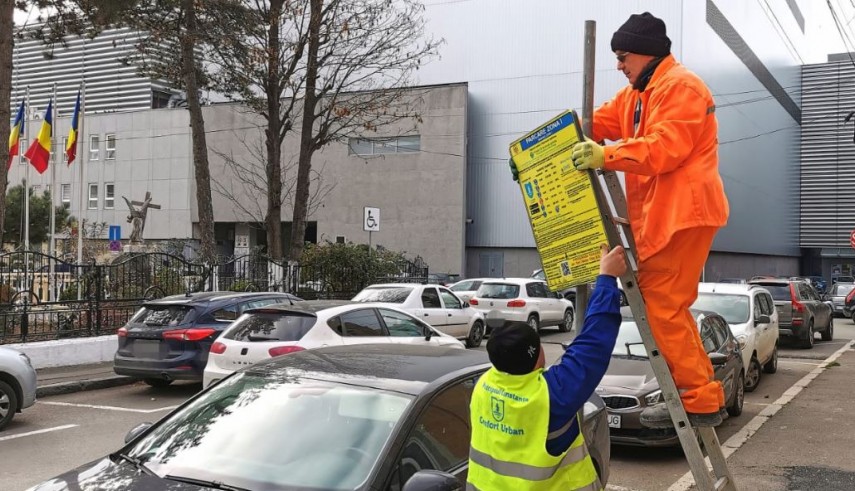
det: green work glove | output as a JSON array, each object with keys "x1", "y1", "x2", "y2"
[
  {"x1": 508, "y1": 158, "x2": 519, "y2": 182},
  {"x1": 571, "y1": 139, "x2": 605, "y2": 171}
]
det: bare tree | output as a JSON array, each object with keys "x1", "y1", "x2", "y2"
[
  {"x1": 289, "y1": 0, "x2": 440, "y2": 260},
  {"x1": 206, "y1": 0, "x2": 309, "y2": 260}
]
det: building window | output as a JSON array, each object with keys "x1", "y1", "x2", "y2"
[
  {"x1": 61, "y1": 184, "x2": 71, "y2": 204},
  {"x1": 88, "y1": 183, "x2": 98, "y2": 209},
  {"x1": 348, "y1": 136, "x2": 421, "y2": 156},
  {"x1": 89, "y1": 135, "x2": 99, "y2": 161},
  {"x1": 61, "y1": 137, "x2": 68, "y2": 163},
  {"x1": 105, "y1": 134, "x2": 116, "y2": 160},
  {"x1": 105, "y1": 183, "x2": 115, "y2": 209}
]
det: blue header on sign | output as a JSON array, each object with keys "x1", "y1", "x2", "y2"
[
  {"x1": 109, "y1": 225, "x2": 121, "y2": 241},
  {"x1": 518, "y1": 112, "x2": 575, "y2": 151}
]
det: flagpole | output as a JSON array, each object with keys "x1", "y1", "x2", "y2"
[
  {"x1": 77, "y1": 81, "x2": 85, "y2": 267},
  {"x1": 49, "y1": 83, "x2": 57, "y2": 301},
  {"x1": 24, "y1": 85, "x2": 30, "y2": 252}
]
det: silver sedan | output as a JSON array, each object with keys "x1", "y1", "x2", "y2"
[{"x1": 0, "y1": 346, "x2": 37, "y2": 430}]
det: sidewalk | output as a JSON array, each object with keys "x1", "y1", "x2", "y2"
[{"x1": 35, "y1": 361, "x2": 137, "y2": 398}]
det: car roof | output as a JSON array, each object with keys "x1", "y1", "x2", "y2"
[
  {"x1": 480, "y1": 278, "x2": 542, "y2": 285},
  {"x1": 248, "y1": 344, "x2": 490, "y2": 395},
  {"x1": 699, "y1": 283, "x2": 769, "y2": 295},
  {"x1": 363, "y1": 283, "x2": 425, "y2": 289},
  {"x1": 144, "y1": 291, "x2": 295, "y2": 307},
  {"x1": 621, "y1": 306, "x2": 717, "y2": 322},
  {"x1": 250, "y1": 299, "x2": 354, "y2": 314},
  {"x1": 748, "y1": 278, "x2": 792, "y2": 285}
]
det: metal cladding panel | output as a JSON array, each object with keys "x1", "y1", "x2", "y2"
[
  {"x1": 10, "y1": 27, "x2": 176, "y2": 116},
  {"x1": 801, "y1": 61, "x2": 855, "y2": 248},
  {"x1": 420, "y1": 0, "x2": 810, "y2": 255}
]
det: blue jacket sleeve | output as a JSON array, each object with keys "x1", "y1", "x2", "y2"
[{"x1": 543, "y1": 275, "x2": 622, "y2": 456}]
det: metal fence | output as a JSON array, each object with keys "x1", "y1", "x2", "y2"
[{"x1": 0, "y1": 251, "x2": 428, "y2": 344}]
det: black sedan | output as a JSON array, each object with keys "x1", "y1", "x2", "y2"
[
  {"x1": 31, "y1": 345, "x2": 611, "y2": 491},
  {"x1": 114, "y1": 291, "x2": 300, "y2": 386}
]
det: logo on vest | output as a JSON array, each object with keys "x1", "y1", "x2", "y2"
[{"x1": 491, "y1": 396, "x2": 505, "y2": 422}]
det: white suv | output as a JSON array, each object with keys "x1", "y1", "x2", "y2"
[
  {"x1": 693, "y1": 283, "x2": 780, "y2": 392},
  {"x1": 469, "y1": 278, "x2": 575, "y2": 332}
]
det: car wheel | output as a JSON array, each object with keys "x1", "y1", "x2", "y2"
[
  {"x1": 143, "y1": 378, "x2": 173, "y2": 388},
  {"x1": 821, "y1": 317, "x2": 834, "y2": 341},
  {"x1": 763, "y1": 345, "x2": 778, "y2": 374},
  {"x1": 466, "y1": 321, "x2": 484, "y2": 348},
  {"x1": 0, "y1": 380, "x2": 18, "y2": 430},
  {"x1": 527, "y1": 314, "x2": 540, "y2": 332},
  {"x1": 744, "y1": 356, "x2": 762, "y2": 392},
  {"x1": 558, "y1": 309, "x2": 574, "y2": 333},
  {"x1": 726, "y1": 371, "x2": 745, "y2": 417},
  {"x1": 799, "y1": 322, "x2": 815, "y2": 349}
]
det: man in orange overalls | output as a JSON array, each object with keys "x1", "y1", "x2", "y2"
[{"x1": 570, "y1": 12, "x2": 730, "y2": 427}]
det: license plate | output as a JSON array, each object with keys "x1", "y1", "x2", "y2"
[
  {"x1": 607, "y1": 414, "x2": 621, "y2": 429},
  {"x1": 133, "y1": 340, "x2": 161, "y2": 358}
]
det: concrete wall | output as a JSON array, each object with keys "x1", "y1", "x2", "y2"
[
  {"x1": 8, "y1": 335, "x2": 117, "y2": 369},
  {"x1": 205, "y1": 84, "x2": 469, "y2": 274}
]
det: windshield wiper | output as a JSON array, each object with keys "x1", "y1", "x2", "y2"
[
  {"x1": 112, "y1": 452, "x2": 155, "y2": 476},
  {"x1": 165, "y1": 475, "x2": 250, "y2": 491}
]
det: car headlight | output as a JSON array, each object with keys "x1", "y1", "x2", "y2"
[
  {"x1": 644, "y1": 389, "x2": 663, "y2": 405},
  {"x1": 736, "y1": 334, "x2": 748, "y2": 349},
  {"x1": 18, "y1": 352, "x2": 32, "y2": 367}
]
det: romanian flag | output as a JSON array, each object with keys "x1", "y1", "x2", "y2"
[
  {"x1": 24, "y1": 99, "x2": 52, "y2": 174},
  {"x1": 66, "y1": 91, "x2": 80, "y2": 165},
  {"x1": 7, "y1": 100, "x2": 24, "y2": 169}
]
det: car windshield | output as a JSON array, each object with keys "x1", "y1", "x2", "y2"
[
  {"x1": 131, "y1": 305, "x2": 194, "y2": 327},
  {"x1": 127, "y1": 372, "x2": 413, "y2": 490},
  {"x1": 692, "y1": 293, "x2": 750, "y2": 324},
  {"x1": 450, "y1": 280, "x2": 478, "y2": 292},
  {"x1": 831, "y1": 284, "x2": 855, "y2": 296},
  {"x1": 477, "y1": 283, "x2": 520, "y2": 299},
  {"x1": 352, "y1": 287, "x2": 413, "y2": 303},
  {"x1": 224, "y1": 312, "x2": 316, "y2": 342},
  {"x1": 612, "y1": 321, "x2": 647, "y2": 357},
  {"x1": 756, "y1": 284, "x2": 791, "y2": 301}
]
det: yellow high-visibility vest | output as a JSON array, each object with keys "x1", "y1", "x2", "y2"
[{"x1": 467, "y1": 367, "x2": 601, "y2": 491}]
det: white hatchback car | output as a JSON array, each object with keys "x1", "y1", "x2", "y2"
[
  {"x1": 202, "y1": 300, "x2": 464, "y2": 387},
  {"x1": 468, "y1": 278, "x2": 575, "y2": 333},
  {"x1": 693, "y1": 283, "x2": 780, "y2": 392},
  {"x1": 447, "y1": 278, "x2": 487, "y2": 303},
  {"x1": 352, "y1": 283, "x2": 487, "y2": 348}
]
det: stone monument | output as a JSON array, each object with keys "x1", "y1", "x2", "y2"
[{"x1": 122, "y1": 192, "x2": 161, "y2": 252}]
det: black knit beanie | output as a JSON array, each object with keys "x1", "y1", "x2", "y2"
[
  {"x1": 611, "y1": 12, "x2": 671, "y2": 57},
  {"x1": 487, "y1": 324, "x2": 542, "y2": 375}
]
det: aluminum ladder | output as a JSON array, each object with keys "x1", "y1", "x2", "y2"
[{"x1": 589, "y1": 167, "x2": 738, "y2": 491}]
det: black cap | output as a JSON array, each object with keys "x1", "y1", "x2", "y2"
[
  {"x1": 486, "y1": 324, "x2": 542, "y2": 375},
  {"x1": 611, "y1": 12, "x2": 671, "y2": 57}
]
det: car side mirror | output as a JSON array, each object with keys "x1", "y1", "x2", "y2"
[
  {"x1": 402, "y1": 470, "x2": 461, "y2": 491},
  {"x1": 424, "y1": 327, "x2": 433, "y2": 341},
  {"x1": 708, "y1": 352, "x2": 728, "y2": 366},
  {"x1": 755, "y1": 314, "x2": 771, "y2": 325},
  {"x1": 125, "y1": 422, "x2": 153, "y2": 444}
]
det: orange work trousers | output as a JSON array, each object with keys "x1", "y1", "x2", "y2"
[{"x1": 637, "y1": 226, "x2": 724, "y2": 414}]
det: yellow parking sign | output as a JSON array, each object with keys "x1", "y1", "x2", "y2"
[{"x1": 509, "y1": 110, "x2": 608, "y2": 291}]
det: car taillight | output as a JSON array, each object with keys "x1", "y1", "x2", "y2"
[
  {"x1": 269, "y1": 345, "x2": 305, "y2": 357},
  {"x1": 507, "y1": 299, "x2": 526, "y2": 308},
  {"x1": 847, "y1": 289, "x2": 855, "y2": 304},
  {"x1": 790, "y1": 284, "x2": 805, "y2": 326},
  {"x1": 469, "y1": 298, "x2": 479, "y2": 305},
  {"x1": 210, "y1": 342, "x2": 227, "y2": 354},
  {"x1": 163, "y1": 328, "x2": 217, "y2": 342},
  {"x1": 117, "y1": 327, "x2": 128, "y2": 337}
]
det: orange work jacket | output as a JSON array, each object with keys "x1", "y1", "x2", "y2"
[{"x1": 592, "y1": 54, "x2": 729, "y2": 262}]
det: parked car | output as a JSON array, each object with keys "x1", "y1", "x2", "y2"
[
  {"x1": 426, "y1": 273, "x2": 461, "y2": 287},
  {"x1": 447, "y1": 278, "x2": 486, "y2": 303},
  {"x1": 694, "y1": 283, "x2": 779, "y2": 392},
  {"x1": 806, "y1": 275, "x2": 828, "y2": 294},
  {"x1": 27, "y1": 345, "x2": 611, "y2": 490},
  {"x1": 596, "y1": 308, "x2": 744, "y2": 447},
  {"x1": 469, "y1": 278, "x2": 575, "y2": 333},
  {"x1": 0, "y1": 346, "x2": 37, "y2": 431},
  {"x1": 826, "y1": 282, "x2": 855, "y2": 317},
  {"x1": 352, "y1": 283, "x2": 486, "y2": 348},
  {"x1": 203, "y1": 301, "x2": 464, "y2": 387},
  {"x1": 718, "y1": 278, "x2": 747, "y2": 284},
  {"x1": 832, "y1": 274, "x2": 855, "y2": 284},
  {"x1": 747, "y1": 278, "x2": 833, "y2": 349},
  {"x1": 532, "y1": 268, "x2": 576, "y2": 303},
  {"x1": 114, "y1": 291, "x2": 301, "y2": 386}
]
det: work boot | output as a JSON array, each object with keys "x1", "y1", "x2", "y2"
[{"x1": 640, "y1": 404, "x2": 723, "y2": 429}]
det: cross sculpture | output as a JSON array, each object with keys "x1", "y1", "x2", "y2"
[{"x1": 122, "y1": 192, "x2": 161, "y2": 244}]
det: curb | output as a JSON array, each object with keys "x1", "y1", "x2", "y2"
[{"x1": 36, "y1": 375, "x2": 139, "y2": 398}]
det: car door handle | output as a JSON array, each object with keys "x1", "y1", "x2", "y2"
[
  {"x1": 424, "y1": 313, "x2": 429, "y2": 317},
  {"x1": 448, "y1": 313, "x2": 452, "y2": 317}
]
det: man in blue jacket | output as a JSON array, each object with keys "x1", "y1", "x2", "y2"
[{"x1": 468, "y1": 245, "x2": 625, "y2": 490}]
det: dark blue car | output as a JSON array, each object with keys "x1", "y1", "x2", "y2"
[{"x1": 114, "y1": 291, "x2": 301, "y2": 386}]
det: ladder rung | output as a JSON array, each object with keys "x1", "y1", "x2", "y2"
[
  {"x1": 612, "y1": 216, "x2": 630, "y2": 225},
  {"x1": 713, "y1": 477, "x2": 730, "y2": 491}
]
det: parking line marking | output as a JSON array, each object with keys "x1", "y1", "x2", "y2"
[
  {"x1": 0, "y1": 424, "x2": 78, "y2": 442},
  {"x1": 40, "y1": 401, "x2": 178, "y2": 413},
  {"x1": 667, "y1": 339, "x2": 855, "y2": 491}
]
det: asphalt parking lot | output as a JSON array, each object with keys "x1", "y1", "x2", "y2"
[{"x1": 1, "y1": 320, "x2": 853, "y2": 491}]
